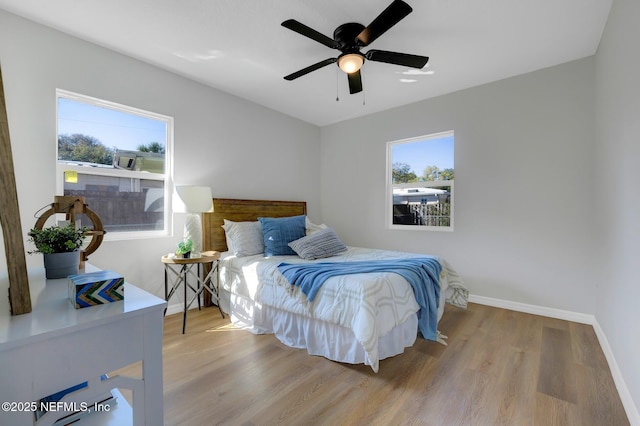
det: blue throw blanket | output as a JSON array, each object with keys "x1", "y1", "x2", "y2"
[{"x1": 277, "y1": 258, "x2": 442, "y2": 340}]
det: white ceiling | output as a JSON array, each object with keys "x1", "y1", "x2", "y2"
[{"x1": 0, "y1": 0, "x2": 612, "y2": 126}]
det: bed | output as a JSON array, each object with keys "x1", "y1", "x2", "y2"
[{"x1": 202, "y1": 198, "x2": 468, "y2": 372}]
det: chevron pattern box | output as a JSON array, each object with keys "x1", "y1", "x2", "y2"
[{"x1": 68, "y1": 270, "x2": 125, "y2": 309}]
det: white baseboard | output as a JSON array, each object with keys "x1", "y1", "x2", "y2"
[
  {"x1": 165, "y1": 301, "x2": 222, "y2": 317},
  {"x1": 469, "y1": 294, "x2": 639, "y2": 425},
  {"x1": 592, "y1": 318, "x2": 640, "y2": 425},
  {"x1": 165, "y1": 302, "x2": 189, "y2": 316},
  {"x1": 468, "y1": 294, "x2": 595, "y2": 324}
]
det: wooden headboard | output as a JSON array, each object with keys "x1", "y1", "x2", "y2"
[{"x1": 202, "y1": 198, "x2": 307, "y2": 253}]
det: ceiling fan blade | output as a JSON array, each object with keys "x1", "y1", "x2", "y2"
[
  {"x1": 365, "y1": 49, "x2": 428, "y2": 68},
  {"x1": 282, "y1": 19, "x2": 340, "y2": 49},
  {"x1": 284, "y1": 58, "x2": 337, "y2": 81},
  {"x1": 347, "y1": 70, "x2": 363, "y2": 94},
  {"x1": 357, "y1": 0, "x2": 413, "y2": 46}
]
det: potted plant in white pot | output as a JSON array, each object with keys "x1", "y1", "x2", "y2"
[{"x1": 28, "y1": 224, "x2": 89, "y2": 279}]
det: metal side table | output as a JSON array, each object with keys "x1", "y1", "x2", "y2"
[{"x1": 161, "y1": 250, "x2": 224, "y2": 333}]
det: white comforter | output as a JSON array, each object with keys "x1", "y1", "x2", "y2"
[{"x1": 219, "y1": 246, "x2": 468, "y2": 372}]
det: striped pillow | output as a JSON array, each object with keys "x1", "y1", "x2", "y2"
[{"x1": 288, "y1": 227, "x2": 347, "y2": 260}]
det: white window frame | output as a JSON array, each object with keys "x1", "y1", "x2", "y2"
[
  {"x1": 55, "y1": 89, "x2": 174, "y2": 240},
  {"x1": 386, "y1": 131, "x2": 454, "y2": 232}
]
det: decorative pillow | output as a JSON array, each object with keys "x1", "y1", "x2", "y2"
[
  {"x1": 221, "y1": 219, "x2": 264, "y2": 257},
  {"x1": 288, "y1": 227, "x2": 347, "y2": 260},
  {"x1": 305, "y1": 217, "x2": 327, "y2": 235},
  {"x1": 258, "y1": 215, "x2": 306, "y2": 256}
]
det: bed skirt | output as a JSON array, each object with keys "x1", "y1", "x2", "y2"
[{"x1": 219, "y1": 287, "x2": 418, "y2": 369}]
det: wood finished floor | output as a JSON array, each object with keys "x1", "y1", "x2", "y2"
[{"x1": 120, "y1": 303, "x2": 629, "y2": 425}]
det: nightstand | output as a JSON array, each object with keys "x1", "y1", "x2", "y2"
[{"x1": 161, "y1": 250, "x2": 224, "y2": 333}]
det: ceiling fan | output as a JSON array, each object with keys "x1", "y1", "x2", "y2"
[{"x1": 281, "y1": 0, "x2": 429, "y2": 95}]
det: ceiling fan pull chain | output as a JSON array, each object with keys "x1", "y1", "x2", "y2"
[
  {"x1": 362, "y1": 74, "x2": 366, "y2": 106},
  {"x1": 336, "y1": 68, "x2": 340, "y2": 101}
]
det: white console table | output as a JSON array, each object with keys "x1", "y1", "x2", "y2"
[{"x1": 0, "y1": 265, "x2": 166, "y2": 425}]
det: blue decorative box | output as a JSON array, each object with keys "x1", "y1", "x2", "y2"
[{"x1": 68, "y1": 270, "x2": 125, "y2": 309}]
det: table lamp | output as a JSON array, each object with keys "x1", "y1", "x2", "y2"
[{"x1": 173, "y1": 185, "x2": 213, "y2": 256}]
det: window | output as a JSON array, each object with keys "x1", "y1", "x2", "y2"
[
  {"x1": 56, "y1": 89, "x2": 173, "y2": 239},
  {"x1": 386, "y1": 131, "x2": 454, "y2": 231}
]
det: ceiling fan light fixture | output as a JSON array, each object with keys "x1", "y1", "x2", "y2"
[
  {"x1": 338, "y1": 53, "x2": 364, "y2": 74},
  {"x1": 282, "y1": 0, "x2": 428, "y2": 95}
]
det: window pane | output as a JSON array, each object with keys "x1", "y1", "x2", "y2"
[
  {"x1": 391, "y1": 134, "x2": 454, "y2": 183},
  {"x1": 388, "y1": 132, "x2": 454, "y2": 230},
  {"x1": 393, "y1": 185, "x2": 451, "y2": 226},
  {"x1": 63, "y1": 172, "x2": 164, "y2": 232},
  {"x1": 56, "y1": 90, "x2": 171, "y2": 236},
  {"x1": 58, "y1": 97, "x2": 167, "y2": 166}
]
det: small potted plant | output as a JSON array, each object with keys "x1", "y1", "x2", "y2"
[
  {"x1": 175, "y1": 239, "x2": 193, "y2": 259},
  {"x1": 28, "y1": 224, "x2": 89, "y2": 279}
]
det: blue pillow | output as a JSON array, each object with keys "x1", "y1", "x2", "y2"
[{"x1": 258, "y1": 215, "x2": 306, "y2": 256}]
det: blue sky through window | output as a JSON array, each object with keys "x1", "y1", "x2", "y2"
[
  {"x1": 58, "y1": 98, "x2": 166, "y2": 152},
  {"x1": 391, "y1": 133, "x2": 454, "y2": 177}
]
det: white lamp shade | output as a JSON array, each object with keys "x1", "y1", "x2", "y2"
[
  {"x1": 173, "y1": 185, "x2": 213, "y2": 213},
  {"x1": 338, "y1": 53, "x2": 364, "y2": 74}
]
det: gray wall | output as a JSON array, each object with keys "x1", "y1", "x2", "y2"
[
  {"x1": 595, "y1": 0, "x2": 640, "y2": 413},
  {"x1": 321, "y1": 57, "x2": 597, "y2": 314},
  {"x1": 0, "y1": 10, "x2": 321, "y2": 304}
]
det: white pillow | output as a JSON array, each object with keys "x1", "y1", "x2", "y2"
[
  {"x1": 305, "y1": 217, "x2": 327, "y2": 235},
  {"x1": 288, "y1": 227, "x2": 347, "y2": 260},
  {"x1": 221, "y1": 219, "x2": 264, "y2": 257}
]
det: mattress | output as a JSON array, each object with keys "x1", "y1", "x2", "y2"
[{"x1": 218, "y1": 246, "x2": 468, "y2": 372}]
